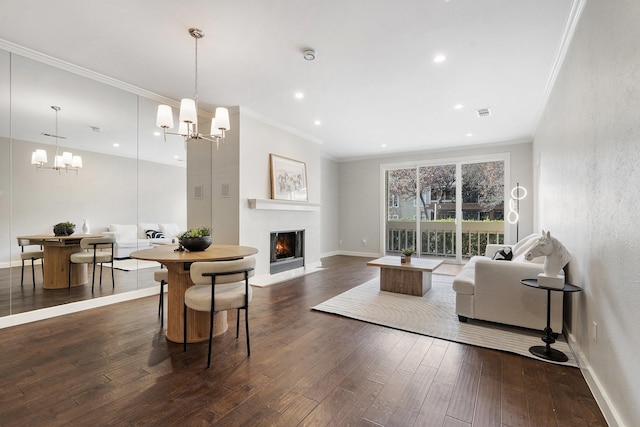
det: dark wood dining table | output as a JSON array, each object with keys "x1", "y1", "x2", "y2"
[{"x1": 130, "y1": 244, "x2": 258, "y2": 343}]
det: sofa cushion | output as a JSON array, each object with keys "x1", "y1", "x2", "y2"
[
  {"x1": 116, "y1": 239, "x2": 151, "y2": 248},
  {"x1": 512, "y1": 234, "x2": 539, "y2": 257},
  {"x1": 138, "y1": 223, "x2": 160, "y2": 239},
  {"x1": 159, "y1": 223, "x2": 181, "y2": 238},
  {"x1": 146, "y1": 229, "x2": 165, "y2": 239},
  {"x1": 491, "y1": 247, "x2": 513, "y2": 260},
  {"x1": 109, "y1": 224, "x2": 138, "y2": 243}
]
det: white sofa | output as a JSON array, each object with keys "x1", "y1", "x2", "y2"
[
  {"x1": 452, "y1": 233, "x2": 564, "y2": 332},
  {"x1": 108, "y1": 223, "x2": 182, "y2": 259}
]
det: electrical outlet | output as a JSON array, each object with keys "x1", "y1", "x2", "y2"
[
  {"x1": 339, "y1": 239, "x2": 343, "y2": 245},
  {"x1": 362, "y1": 238, "x2": 367, "y2": 246},
  {"x1": 592, "y1": 321, "x2": 598, "y2": 342}
]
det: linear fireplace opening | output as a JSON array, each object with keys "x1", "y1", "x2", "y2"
[{"x1": 270, "y1": 230, "x2": 304, "y2": 274}]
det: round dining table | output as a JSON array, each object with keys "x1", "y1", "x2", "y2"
[
  {"x1": 130, "y1": 244, "x2": 258, "y2": 343},
  {"x1": 17, "y1": 233, "x2": 105, "y2": 289}
]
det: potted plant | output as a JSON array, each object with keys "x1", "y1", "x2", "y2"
[
  {"x1": 53, "y1": 221, "x2": 76, "y2": 236},
  {"x1": 179, "y1": 226, "x2": 212, "y2": 252},
  {"x1": 401, "y1": 247, "x2": 415, "y2": 263}
]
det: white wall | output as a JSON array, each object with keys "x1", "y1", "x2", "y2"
[
  {"x1": 337, "y1": 142, "x2": 534, "y2": 256},
  {"x1": 533, "y1": 1, "x2": 640, "y2": 425},
  {"x1": 320, "y1": 156, "x2": 340, "y2": 257},
  {"x1": 2, "y1": 138, "x2": 186, "y2": 266},
  {"x1": 186, "y1": 110, "x2": 241, "y2": 243},
  {"x1": 237, "y1": 110, "x2": 322, "y2": 276}
]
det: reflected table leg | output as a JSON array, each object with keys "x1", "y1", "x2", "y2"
[{"x1": 43, "y1": 245, "x2": 88, "y2": 289}]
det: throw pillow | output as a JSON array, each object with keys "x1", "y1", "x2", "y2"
[
  {"x1": 492, "y1": 247, "x2": 513, "y2": 261},
  {"x1": 146, "y1": 229, "x2": 165, "y2": 239}
]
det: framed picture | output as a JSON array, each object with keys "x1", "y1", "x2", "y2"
[{"x1": 270, "y1": 154, "x2": 308, "y2": 202}]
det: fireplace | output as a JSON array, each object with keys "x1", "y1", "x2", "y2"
[{"x1": 270, "y1": 230, "x2": 304, "y2": 274}]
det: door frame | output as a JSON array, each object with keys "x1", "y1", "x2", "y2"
[{"x1": 380, "y1": 152, "x2": 511, "y2": 262}]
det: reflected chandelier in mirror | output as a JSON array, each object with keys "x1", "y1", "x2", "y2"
[{"x1": 31, "y1": 105, "x2": 83, "y2": 174}]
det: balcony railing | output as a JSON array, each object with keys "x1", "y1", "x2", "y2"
[{"x1": 386, "y1": 220, "x2": 504, "y2": 258}]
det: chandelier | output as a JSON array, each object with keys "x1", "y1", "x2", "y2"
[
  {"x1": 156, "y1": 28, "x2": 230, "y2": 148},
  {"x1": 31, "y1": 106, "x2": 83, "y2": 174}
]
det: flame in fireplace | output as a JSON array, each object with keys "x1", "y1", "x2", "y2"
[{"x1": 275, "y1": 237, "x2": 292, "y2": 257}]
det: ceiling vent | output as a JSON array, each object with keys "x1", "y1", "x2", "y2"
[{"x1": 476, "y1": 107, "x2": 492, "y2": 118}]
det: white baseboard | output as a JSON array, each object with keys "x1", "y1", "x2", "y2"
[
  {"x1": 337, "y1": 250, "x2": 381, "y2": 258},
  {"x1": 566, "y1": 331, "x2": 623, "y2": 427},
  {"x1": 250, "y1": 261, "x2": 324, "y2": 288},
  {"x1": 320, "y1": 250, "x2": 340, "y2": 259}
]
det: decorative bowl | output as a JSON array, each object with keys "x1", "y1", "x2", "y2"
[{"x1": 180, "y1": 236, "x2": 212, "y2": 252}]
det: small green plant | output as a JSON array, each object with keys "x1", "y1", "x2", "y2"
[
  {"x1": 53, "y1": 221, "x2": 76, "y2": 236},
  {"x1": 179, "y1": 226, "x2": 211, "y2": 238},
  {"x1": 401, "y1": 247, "x2": 415, "y2": 256}
]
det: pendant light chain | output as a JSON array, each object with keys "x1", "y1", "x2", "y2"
[{"x1": 194, "y1": 35, "x2": 199, "y2": 111}]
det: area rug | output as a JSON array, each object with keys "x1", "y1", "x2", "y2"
[
  {"x1": 112, "y1": 259, "x2": 161, "y2": 271},
  {"x1": 312, "y1": 275, "x2": 577, "y2": 367}
]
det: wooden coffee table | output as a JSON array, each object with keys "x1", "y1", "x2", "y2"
[{"x1": 367, "y1": 256, "x2": 443, "y2": 296}]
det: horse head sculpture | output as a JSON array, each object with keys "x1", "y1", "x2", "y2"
[{"x1": 525, "y1": 230, "x2": 571, "y2": 276}]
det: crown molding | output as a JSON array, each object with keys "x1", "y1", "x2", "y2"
[
  {"x1": 531, "y1": 0, "x2": 588, "y2": 136},
  {"x1": 239, "y1": 106, "x2": 324, "y2": 146}
]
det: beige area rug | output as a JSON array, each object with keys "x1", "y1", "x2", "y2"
[
  {"x1": 312, "y1": 275, "x2": 577, "y2": 367},
  {"x1": 112, "y1": 259, "x2": 161, "y2": 271}
]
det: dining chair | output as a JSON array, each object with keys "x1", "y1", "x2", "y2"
[
  {"x1": 154, "y1": 268, "x2": 168, "y2": 327},
  {"x1": 18, "y1": 239, "x2": 44, "y2": 287},
  {"x1": 185, "y1": 257, "x2": 255, "y2": 368},
  {"x1": 69, "y1": 235, "x2": 116, "y2": 292}
]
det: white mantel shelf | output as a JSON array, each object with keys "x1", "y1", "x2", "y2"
[{"x1": 248, "y1": 198, "x2": 320, "y2": 211}]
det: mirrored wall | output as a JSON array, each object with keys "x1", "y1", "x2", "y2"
[{"x1": 0, "y1": 46, "x2": 190, "y2": 317}]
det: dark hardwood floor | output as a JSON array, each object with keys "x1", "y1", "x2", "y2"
[
  {"x1": 0, "y1": 262, "x2": 159, "y2": 316},
  {"x1": 0, "y1": 256, "x2": 607, "y2": 426}
]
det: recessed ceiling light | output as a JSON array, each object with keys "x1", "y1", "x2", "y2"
[
  {"x1": 381, "y1": 144, "x2": 387, "y2": 148},
  {"x1": 433, "y1": 54, "x2": 447, "y2": 63},
  {"x1": 294, "y1": 92, "x2": 304, "y2": 99},
  {"x1": 113, "y1": 143, "x2": 120, "y2": 147},
  {"x1": 314, "y1": 120, "x2": 321, "y2": 126},
  {"x1": 153, "y1": 131, "x2": 161, "y2": 136},
  {"x1": 466, "y1": 133, "x2": 473, "y2": 137},
  {"x1": 454, "y1": 104, "x2": 463, "y2": 110}
]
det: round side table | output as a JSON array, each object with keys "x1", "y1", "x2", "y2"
[{"x1": 520, "y1": 278, "x2": 581, "y2": 362}]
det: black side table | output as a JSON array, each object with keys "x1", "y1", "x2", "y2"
[{"x1": 520, "y1": 278, "x2": 581, "y2": 362}]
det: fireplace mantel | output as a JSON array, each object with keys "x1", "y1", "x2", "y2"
[{"x1": 248, "y1": 199, "x2": 320, "y2": 212}]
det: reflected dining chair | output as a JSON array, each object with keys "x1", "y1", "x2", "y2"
[
  {"x1": 154, "y1": 268, "x2": 168, "y2": 327},
  {"x1": 69, "y1": 235, "x2": 116, "y2": 292},
  {"x1": 18, "y1": 239, "x2": 44, "y2": 287},
  {"x1": 185, "y1": 257, "x2": 255, "y2": 368}
]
